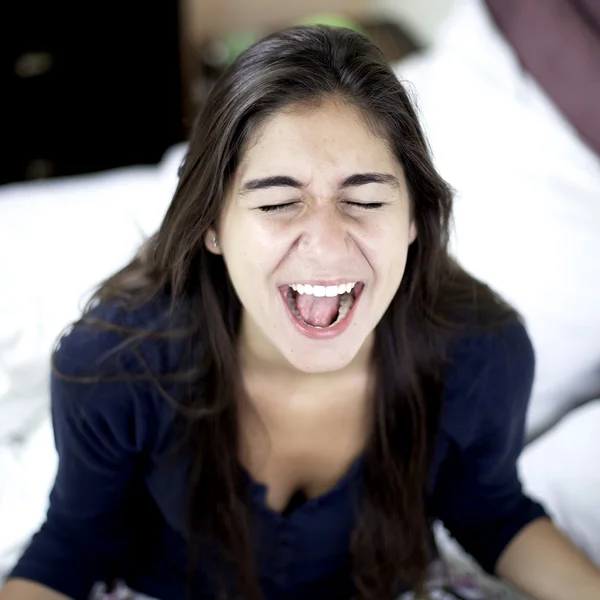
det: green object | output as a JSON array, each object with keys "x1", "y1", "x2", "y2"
[
  {"x1": 215, "y1": 14, "x2": 365, "y2": 67},
  {"x1": 294, "y1": 13, "x2": 366, "y2": 35},
  {"x1": 219, "y1": 31, "x2": 262, "y2": 65}
]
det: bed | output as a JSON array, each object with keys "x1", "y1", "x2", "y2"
[
  {"x1": 1, "y1": 0, "x2": 599, "y2": 591},
  {"x1": 0, "y1": 144, "x2": 186, "y2": 576}
]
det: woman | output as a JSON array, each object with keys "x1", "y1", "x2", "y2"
[{"x1": 2, "y1": 26, "x2": 599, "y2": 600}]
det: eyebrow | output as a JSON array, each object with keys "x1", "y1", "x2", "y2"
[{"x1": 239, "y1": 172, "x2": 399, "y2": 194}]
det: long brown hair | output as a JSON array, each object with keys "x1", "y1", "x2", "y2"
[{"x1": 71, "y1": 26, "x2": 516, "y2": 600}]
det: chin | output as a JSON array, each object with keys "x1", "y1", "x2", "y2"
[{"x1": 280, "y1": 340, "x2": 365, "y2": 374}]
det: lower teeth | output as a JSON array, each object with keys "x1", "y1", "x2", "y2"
[{"x1": 287, "y1": 291, "x2": 355, "y2": 329}]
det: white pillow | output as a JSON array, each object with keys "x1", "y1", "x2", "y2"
[
  {"x1": 395, "y1": 0, "x2": 600, "y2": 438},
  {"x1": 519, "y1": 400, "x2": 600, "y2": 566},
  {"x1": 0, "y1": 145, "x2": 185, "y2": 443}
]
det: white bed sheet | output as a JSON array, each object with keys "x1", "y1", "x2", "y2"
[
  {"x1": 519, "y1": 400, "x2": 600, "y2": 567},
  {"x1": 0, "y1": 144, "x2": 186, "y2": 577}
]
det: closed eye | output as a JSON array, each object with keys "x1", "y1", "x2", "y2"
[
  {"x1": 258, "y1": 201, "x2": 384, "y2": 213},
  {"x1": 258, "y1": 202, "x2": 298, "y2": 213},
  {"x1": 345, "y1": 202, "x2": 384, "y2": 210}
]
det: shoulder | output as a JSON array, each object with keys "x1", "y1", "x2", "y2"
[
  {"x1": 53, "y1": 290, "x2": 194, "y2": 380},
  {"x1": 51, "y1": 292, "x2": 198, "y2": 455},
  {"x1": 440, "y1": 318, "x2": 535, "y2": 447}
]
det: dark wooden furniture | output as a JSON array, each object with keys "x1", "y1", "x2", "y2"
[{"x1": 1, "y1": 2, "x2": 184, "y2": 185}]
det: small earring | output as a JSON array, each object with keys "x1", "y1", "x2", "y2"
[{"x1": 212, "y1": 236, "x2": 218, "y2": 248}]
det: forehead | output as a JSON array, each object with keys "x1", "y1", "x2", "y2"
[{"x1": 235, "y1": 100, "x2": 401, "y2": 181}]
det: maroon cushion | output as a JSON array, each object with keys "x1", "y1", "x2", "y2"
[
  {"x1": 485, "y1": 0, "x2": 600, "y2": 156},
  {"x1": 578, "y1": 0, "x2": 600, "y2": 28}
]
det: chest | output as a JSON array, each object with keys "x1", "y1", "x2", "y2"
[{"x1": 239, "y1": 373, "x2": 372, "y2": 513}]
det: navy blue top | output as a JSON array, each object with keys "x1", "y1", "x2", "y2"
[{"x1": 10, "y1": 296, "x2": 547, "y2": 600}]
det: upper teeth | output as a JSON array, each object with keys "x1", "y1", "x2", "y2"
[{"x1": 290, "y1": 282, "x2": 356, "y2": 297}]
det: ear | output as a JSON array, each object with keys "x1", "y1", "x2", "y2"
[
  {"x1": 409, "y1": 220, "x2": 417, "y2": 244},
  {"x1": 204, "y1": 228, "x2": 222, "y2": 255}
]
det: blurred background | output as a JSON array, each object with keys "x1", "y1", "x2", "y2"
[
  {"x1": 1, "y1": 0, "x2": 599, "y2": 593},
  {"x1": 1, "y1": 0, "x2": 453, "y2": 184}
]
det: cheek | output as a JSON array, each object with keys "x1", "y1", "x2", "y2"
[
  {"x1": 362, "y1": 216, "x2": 411, "y2": 252},
  {"x1": 223, "y1": 216, "x2": 285, "y2": 277},
  {"x1": 367, "y1": 224, "x2": 412, "y2": 280}
]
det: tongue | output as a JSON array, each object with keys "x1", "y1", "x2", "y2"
[{"x1": 295, "y1": 293, "x2": 341, "y2": 327}]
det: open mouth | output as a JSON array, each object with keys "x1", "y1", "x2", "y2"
[{"x1": 281, "y1": 282, "x2": 364, "y2": 332}]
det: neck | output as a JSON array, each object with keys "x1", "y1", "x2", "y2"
[{"x1": 238, "y1": 311, "x2": 373, "y2": 385}]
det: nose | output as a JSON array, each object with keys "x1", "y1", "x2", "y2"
[{"x1": 297, "y1": 201, "x2": 352, "y2": 261}]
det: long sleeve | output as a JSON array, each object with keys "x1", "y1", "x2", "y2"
[
  {"x1": 433, "y1": 321, "x2": 548, "y2": 573},
  {"x1": 9, "y1": 307, "x2": 160, "y2": 600}
]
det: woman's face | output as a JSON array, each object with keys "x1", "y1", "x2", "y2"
[{"x1": 207, "y1": 100, "x2": 416, "y2": 374}]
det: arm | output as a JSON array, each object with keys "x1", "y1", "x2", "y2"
[
  {"x1": 0, "y1": 580, "x2": 71, "y2": 600},
  {"x1": 0, "y1": 308, "x2": 158, "y2": 600},
  {"x1": 497, "y1": 518, "x2": 600, "y2": 600},
  {"x1": 433, "y1": 322, "x2": 600, "y2": 598}
]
